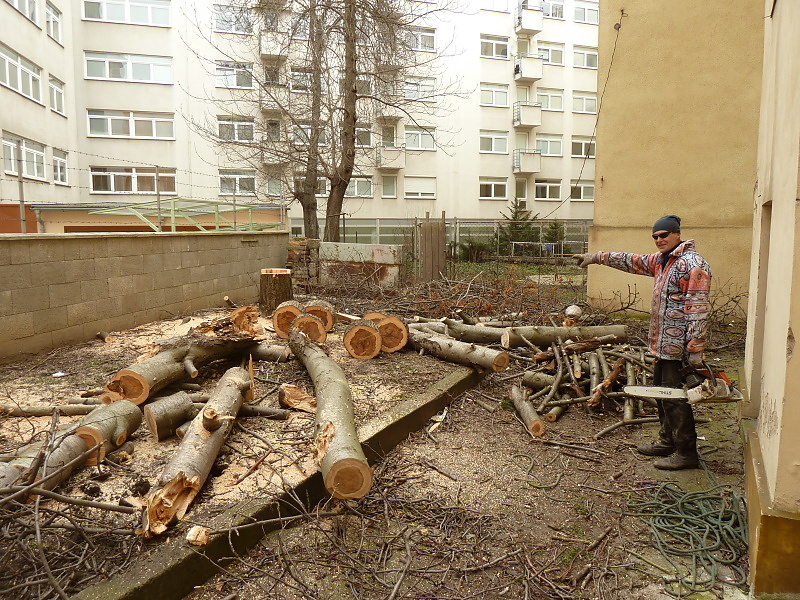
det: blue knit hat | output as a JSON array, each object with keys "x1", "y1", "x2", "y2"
[{"x1": 652, "y1": 215, "x2": 681, "y2": 233}]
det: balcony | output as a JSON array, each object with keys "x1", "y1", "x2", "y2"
[
  {"x1": 261, "y1": 142, "x2": 290, "y2": 166},
  {"x1": 514, "y1": 2, "x2": 543, "y2": 36},
  {"x1": 260, "y1": 31, "x2": 288, "y2": 60},
  {"x1": 260, "y1": 85, "x2": 289, "y2": 114},
  {"x1": 512, "y1": 101, "x2": 542, "y2": 128},
  {"x1": 512, "y1": 148, "x2": 541, "y2": 174},
  {"x1": 376, "y1": 145, "x2": 405, "y2": 170},
  {"x1": 513, "y1": 54, "x2": 544, "y2": 83},
  {"x1": 376, "y1": 99, "x2": 403, "y2": 121}
]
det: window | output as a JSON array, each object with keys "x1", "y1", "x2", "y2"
[
  {"x1": 571, "y1": 180, "x2": 594, "y2": 201},
  {"x1": 345, "y1": 177, "x2": 372, "y2": 197},
  {"x1": 574, "y1": 46, "x2": 598, "y2": 69},
  {"x1": 215, "y1": 62, "x2": 252, "y2": 89},
  {"x1": 515, "y1": 178, "x2": 527, "y2": 200},
  {"x1": 535, "y1": 179, "x2": 561, "y2": 200},
  {"x1": 290, "y1": 68, "x2": 311, "y2": 92},
  {"x1": 295, "y1": 177, "x2": 327, "y2": 196},
  {"x1": 380, "y1": 125, "x2": 396, "y2": 147},
  {"x1": 85, "y1": 52, "x2": 172, "y2": 83},
  {"x1": 90, "y1": 166, "x2": 175, "y2": 193},
  {"x1": 266, "y1": 174, "x2": 281, "y2": 196},
  {"x1": 573, "y1": 92, "x2": 597, "y2": 113},
  {"x1": 536, "y1": 88, "x2": 563, "y2": 111},
  {"x1": 46, "y1": 3, "x2": 62, "y2": 42},
  {"x1": 480, "y1": 35, "x2": 508, "y2": 59},
  {"x1": 535, "y1": 134, "x2": 562, "y2": 156},
  {"x1": 293, "y1": 123, "x2": 327, "y2": 145},
  {"x1": 49, "y1": 77, "x2": 64, "y2": 114},
  {"x1": 541, "y1": 0, "x2": 563, "y2": 18},
  {"x1": 291, "y1": 12, "x2": 309, "y2": 39},
  {"x1": 406, "y1": 27, "x2": 435, "y2": 51},
  {"x1": 404, "y1": 76, "x2": 435, "y2": 100},
  {"x1": 83, "y1": 0, "x2": 170, "y2": 26},
  {"x1": 479, "y1": 177, "x2": 507, "y2": 200},
  {"x1": 2, "y1": 135, "x2": 45, "y2": 179},
  {"x1": 263, "y1": 10, "x2": 279, "y2": 31},
  {"x1": 571, "y1": 136, "x2": 595, "y2": 158},
  {"x1": 339, "y1": 74, "x2": 371, "y2": 96},
  {"x1": 382, "y1": 175, "x2": 396, "y2": 198},
  {"x1": 264, "y1": 65, "x2": 282, "y2": 85},
  {"x1": 88, "y1": 110, "x2": 174, "y2": 138},
  {"x1": 405, "y1": 176, "x2": 436, "y2": 199},
  {"x1": 479, "y1": 130, "x2": 508, "y2": 154},
  {"x1": 218, "y1": 117, "x2": 254, "y2": 142},
  {"x1": 219, "y1": 169, "x2": 255, "y2": 195},
  {"x1": 538, "y1": 43, "x2": 564, "y2": 65},
  {"x1": 213, "y1": 4, "x2": 252, "y2": 33},
  {"x1": 480, "y1": 83, "x2": 508, "y2": 107},
  {"x1": 355, "y1": 127, "x2": 372, "y2": 147},
  {"x1": 575, "y1": 4, "x2": 599, "y2": 24},
  {"x1": 6, "y1": 0, "x2": 37, "y2": 23},
  {"x1": 265, "y1": 119, "x2": 281, "y2": 141},
  {"x1": 52, "y1": 149, "x2": 67, "y2": 184},
  {"x1": 405, "y1": 126, "x2": 435, "y2": 150},
  {"x1": 0, "y1": 44, "x2": 42, "y2": 103}
]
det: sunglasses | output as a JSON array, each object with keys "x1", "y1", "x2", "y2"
[{"x1": 652, "y1": 231, "x2": 672, "y2": 240}]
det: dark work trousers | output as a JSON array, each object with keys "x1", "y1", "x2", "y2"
[{"x1": 653, "y1": 359, "x2": 698, "y2": 455}]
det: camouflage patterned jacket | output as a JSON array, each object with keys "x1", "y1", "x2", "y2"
[{"x1": 589, "y1": 239, "x2": 712, "y2": 360}]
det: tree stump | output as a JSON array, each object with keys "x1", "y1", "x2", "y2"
[
  {"x1": 259, "y1": 268, "x2": 293, "y2": 315},
  {"x1": 272, "y1": 300, "x2": 305, "y2": 339},
  {"x1": 74, "y1": 400, "x2": 143, "y2": 465},
  {"x1": 343, "y1": 319, "x2": 382, "y2": 360},
  {"x1": 376, "y1": 316, "x2": 408, "y2": 353},
  {"x1": 289, "y1": 314, "x2": 327, "y2": 343},
  {"x1": 303, "y1": 300, "x2": 337, "y2": 332}
]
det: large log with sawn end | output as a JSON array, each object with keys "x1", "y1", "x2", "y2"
[
  {"x1": 272, "y1": 300, "x2": 304, "y2": 339},
  {"x1": 143, "y1": 367, "x2": 251, "y2": 538},
  {"x1": 303, "y1": 300, "x2": 336, "y2": 332},
  {"x1": 408, "y1": 329, "x2": 509, "y2": 372},
  {"x1": 288, "y1": 330, "x2": 372, "y2": 499},
  {"x1": 509, "y1": 385, "x2": 544, "y2": 437},
  {"x1": 500, "y1": 325, "x2": 628, "y2": 349},
  {"x1": 377, "y1": 316, "x2": 408, "y2": 353},
  {"x1": 74, "y1": 400, "x2": 143, "y2": 465},
  {"x1": 343, "y1": 319, "x2": 382, "y2": 360}
]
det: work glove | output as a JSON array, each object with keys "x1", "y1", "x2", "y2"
[
  {"x1": 687, "y1": 352, "x2": 704, "y2": 367},
  {"x1": 572, "y1": 254, "x2": 593, "y2": 268}
]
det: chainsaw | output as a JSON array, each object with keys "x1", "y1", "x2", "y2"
[{"x1": 624, "y1": 362, "x2": 743, "y2": 405}]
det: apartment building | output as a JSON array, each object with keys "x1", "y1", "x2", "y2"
[{"x1": 0, "y1": 0, "x2": 597, "y2": 235}]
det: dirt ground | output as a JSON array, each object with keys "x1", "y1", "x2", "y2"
[{"x1": 0, "y1": 284, "x2": 749, "y2": 600}]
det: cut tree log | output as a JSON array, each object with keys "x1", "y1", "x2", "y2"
[
  {"x1": 0, "y1": 434, "x2": 89, "y2": 491},
  {"x1": 74, "y1": 400, "x2": 143, "y2": 465},
  {"x1": 143, "y1": 366, "x2": 252, "y2": 538},
  {"x1": 363, "y1": 312, "x2": 387, "y2": 323},
  {"x1": 408, "y1": 329, "x2": 510, "y2": 372},
  {"x1": 407, "y1": 321, "x2": 447, "y2": 335},
  {"x1": 272, "y1": 300, "x2": 305, "y2": 339},
  {"x1": 509, "y1": 385, "x2": 545, "y2": 436},
  {"x1": 0, "y1": 404, "x2": 98, "y2": 417},
  {"x1": 500, "y1": 325, "x2": 628, "y2": 349},
  {"x1": 100, "y1": 337, "x2": 255, "y2": 405},
  {"x1": 376, "y1": 316, "x2": 408, "y2": 353},
  {"x1": 288, "y1": 330, "x2": 372, "y2": 499},
  {"x1": 589, "y1": 357, "x2": 627, "y2": 408},
  {"x1": 343, "y1": 319, "x2": 382, "y2": 360},
  {"x1": 442, "y1": 319, "x2": 504, "y2": 345},
  {"x1": 289, "y1": 314, "x2": 327, "y2": 343},
  {"x1": 259, "y1": 268, "x2": 293, "y2": 315},
  {"x1": 144, "y1": 392, "x2": 200, "y2": 441},
  {"x1": 248, "y1": 342, "x2": 292, "y2": 363},
  {"x1": 303, "y1": 300, "x2": 336, "y2": 332}
]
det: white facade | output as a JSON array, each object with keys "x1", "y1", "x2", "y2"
[{"x1": 0, "y1": 0, "x2": 597, "y2": 233}]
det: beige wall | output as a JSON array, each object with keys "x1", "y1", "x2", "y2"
[
  {"x1": 590, "y1": 0, "x2": 762, "y2": 309},
  {"x1": 0, "y1": 231, "x2": 288, "y2": 358}
]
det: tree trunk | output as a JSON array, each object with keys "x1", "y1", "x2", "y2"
[
  {"x1": 303, "y1": 300, "x2": 336, "y2": 332},
  {"x1": 408, "y1": 329, "x2": 510, "y2": 372},
  {"x1": 100, "y1": 338, "x2": 255, "y2": 405},
  {"x1": 143, "y1": 367, "x2": 251, "y2": 538},
  {"x1": 509, "y1": 385, "x2": 544, "y2": 436},
  {"x1": 74, "y1": 400, "x2": 143, "y2": 465},
  {"x1": 259, "y1": 268, "x2": 293, "y2": 315},
  {"x1": 272, "y1": 300, "x2": 305, "y2": 339},
  {"x1": 249, "y1": 342, "x2": 292, "y2": 363},
  {"x1": 500, "y1": 325, "x2": 628, "y2": 349},
  {"x1": 143, "y1": 391, "x2": 200, "y2": 441},
  {"x1": 442, "y1": 319, "x2": 505, "y2": 345},
  {"x1": 289, "y1": 314, "x2": 327, "y2": 343},
  {"x1": 288, "y1": 330, "x2": 372, "y2": 499},
  {"x1": 377, "y1": 316, "x2": 408, "y2": 353},
  {"x1": 343, "y1": 319, "x2": 382, "y2": 360},
  {"x1": 0, "y1": 434, "x2": 88, "y2": 491}
]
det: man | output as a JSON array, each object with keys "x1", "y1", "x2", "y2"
[{"x1": 573, "y1": 215, "x2": 712, "y2": 470}]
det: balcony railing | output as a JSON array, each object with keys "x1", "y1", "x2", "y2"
[
  {"x1": 512, "y1": 101, "x2": 542, "y2": 128},
  {"x1": 512, "y1": 148, "x2": 542, "y2": 174},
  {"x1": 515, "y1": 2, "x2": 543, "y2": 35},
  {"x1": 260, "y1": 31, "x2": 288, "y2": 60},
  {"x1": 513, "y1": 54, "x2": 544, "y2": 82},
  {"x1": 376, "y1": 145, "x2": 406, "y2": 170}
]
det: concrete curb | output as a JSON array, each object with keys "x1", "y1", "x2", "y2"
[{"x1": 72, "y1": 366, "x2": 484, "y2": 600}]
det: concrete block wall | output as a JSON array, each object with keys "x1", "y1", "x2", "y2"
[{"x1": 0, "y1": 231, "x2": 288, "y2": 358}]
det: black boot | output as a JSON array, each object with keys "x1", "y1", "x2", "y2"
[
  {"x1": 653, "y1": 451, "x2": 699, "y2": 470},
  {"x1": 637, "y1": 440, "x2": 675, "y2": 456}
]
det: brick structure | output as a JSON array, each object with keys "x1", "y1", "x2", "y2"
[{"x1": 286, "y1": 238, "x2": 320, "y2": 290}]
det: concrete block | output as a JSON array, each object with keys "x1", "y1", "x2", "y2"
[
  {"x1": 1, "y1": 263, "x2": 32, "y2": 290},
  {"x1": 120, "y1": 293, "x2": 143, "y2": 317},
  {"x1": 181, "y1": 250, "x2": 201, "y2": 269},
  {"x1": 143, "y1": 253, "x2": 167, "y2": 274},
  {"x1": 81, "y1": 278, "x2": 109, "y2": 302},
  {"x1": 67, "y1": 300, "x2": 99, "y2": 327},
  {"x1": 80, "y1": 237, "x2": 109, "y2": 259},
  {"x1": 64, "y1": 259, "x2": 96, "y2": 281},
  {"x1": 0, "y1": 332, "x2": 52, "y2": 357},
  {"x1": 107, "y1": 275, "x2": 139, "y2": 297},
  {"x1": 8, "y1": 241, "x2": 30, "y2": 265},
  {"x1": 162, "y1": 284, "x2": 184, "y2": 305},
  {"x1": 48, "y1": 281, "x2": 83, "y2": 308},
  {"x1": 51, "y1": 324, "x2": 86, "y2": 348},
  {"x1": 33, "y1": 305, "x2": 68, "y2": 335},
  {"x1": 0, "y1": 312, "x2": 35, "y2": 339},
  {"x1": 29, "y1": 239, "x2": 66, "y2": 263},
  {"x1": 110, "y1": 236, "x2": 141, "y2": 257},
  {"x1": 161, "y1": 252, "x2": 182, "y2": 270},
  {"x1": 29, "y1": 261, "x2": 70, "y2": 287},
  {"x1": 133, "y1": 273, "x2": 155, "y2": 293},
  {"x1": 0, "y1": 290, "x2": 11, "y2": 316},
  {"x1": 0, "y1": 240, "x2": 10, "y2": 266},
  {"x1": 95, "y1": 296, "x2": 125, "y2": 321},
  {"x1": 62, "y1": 240, "x2": 84, "y2": 261},
  {"x1": 12, "y1": 285, "x2": 50, "y2": 313}
]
